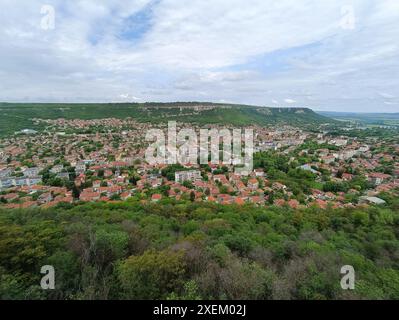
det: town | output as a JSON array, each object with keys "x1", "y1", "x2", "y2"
[{"x1": 1, "y1": 117, "x2": 398, "y2": 210}]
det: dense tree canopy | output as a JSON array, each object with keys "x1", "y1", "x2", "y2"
[{"x1": 0, "y1": 198, "x2": 398, "y2": 300}]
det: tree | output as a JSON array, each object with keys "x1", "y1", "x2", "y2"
[
  {"x1": 118, "y1": 249, "x2": 186, "y2": 299},
  {"x1": 110, "y1": 194, "x2": 121, "y2": 201},
  {"x1": 183, "y1": 180, "x2": 194, "y2": 189},
  {"x1": 167, "y1": 280, "x2": 202, "y2": 300},
  {"x1": 161, "y1": 164, "x2": 185, "y2": 181}
]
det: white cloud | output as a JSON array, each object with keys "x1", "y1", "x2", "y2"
[
  {"x1": 378, "y1": 92, "x2": 396, "y2": 99},
  {"x1": 0, "y1": 0, "x2": 398, "y2": 112}
]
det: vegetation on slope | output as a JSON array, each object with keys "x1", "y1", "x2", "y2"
[
  {"x1": 0, "y1": 102, "x2": 335, "y2": 137},
  {"x1": 0, "y1": 199, "x2": 398, "y2": 300}
]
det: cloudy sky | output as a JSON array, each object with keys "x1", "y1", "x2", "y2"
[{"x1": 1, "y1": 0, "x2": 398, "y2": 112}]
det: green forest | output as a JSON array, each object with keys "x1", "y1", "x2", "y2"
[{"x1": 1, "y1": 198, "x2": 398, "y2": 300}]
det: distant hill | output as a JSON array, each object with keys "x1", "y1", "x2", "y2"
[
  {"x1": 0, "y1": 102, "x2": 335, "y2": 137},
  {"x1": 318, "y1": 111, "x2": 399, "y2": 127}
]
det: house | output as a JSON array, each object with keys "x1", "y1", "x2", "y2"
[
  {"x1": 0, "y1": 178, "x2": 14, "y2": 189},
  {"x1": 317, "y1": 149, "x2": 330, "y2": 157},
  {"x1": 0, "y1": 168, "x2": 12, "y2": 178},
  {"x1": 93, "y1": 180, "x2": 101, "y2": 189},
  {"x1": 213, "y1": 174, "x2": 229, "y2": 185},
  {"x1": 272, "y1": 182, "x2": 287, "y2": 191},
  {"x1": 325, "y1": 192, "x2": 336, "y2": 200},
  {"x1": 376, "y1": 184, "x2": 394, "y2": 192},
  {"x1": 28, "y1": 175, "x2": 41, "y2": 185},
  {"x1": 313, "y1": 199, "x2": 328, "y2": 209},
  {"x1": 105, "y1": 180, "x2": 114, "y2": 187},
  {"x1": 38, "y1": 192, "x2": 52, "y2": 204},
  {"x1": 75, "y1": 162, "x2": 86, "y2": 174},
  {"x1": 249, "y1": 196, "x2": 264, "y2": 205},
  {"x1": 2, "y1": 193, "x2": 19, "y2": 202},
  {"x1": 247, "y1": 178, "x2": 259, "y2": 190},
  {"x1": 120, "y1": 191, "x2": 131, "y2": 200},
  {"x1": 321, "y1": 155, "x2": 336, "y2": 164},
  {"x1": 367, "y1": 173, "x2": 391, "y2": 186},
  {"x1": 274, "y1": 199, "x2": 286, "y2": 207},
  {"x1": 20, "y1": 129, "x2": 37, "y2": 135},
  {"x1": 330, "y1": 138, "x2": 348, "y2": 147},
  {"x1": 287, "y1": 199, "x2": 300, "y2": 209},
  {"x1": 116, "y1": 176, "x2": 125, "y2": 184},
  {"x1": 258, "y1": 141, "x2": 278, "y2": 151},
  {"x1": 193, "y1": 180, "x2": 208, "y2": 189},
  {"x1": 82, "y1": 159, "x2": 94, "y2": 166},
  {"x1": 111, "y1": 161, "x2": 128, "y2": 168},
  {"x1": 136, "y1": 179, "x2": 147, "y2": 189},
  {"x1": 152, "y1": 194, "x2": 162, "y2": 202},
  {"x1": 75, "y1": 173, "x2": 86, "y2": 187},
  {"x1": 104, "y1": 169, "x2": 113, "y2": 178},
  {"x1": 298, "y1": 164, "x2": 320, "y2": 175},
  {"x1": 14, "y1": 177, "x2": 28, "y2": 187},
  {"x1": 254, "y1": 169, "x2": 265, "y2": 177},
  {"x1": 235, "y1": 181, "x2": 246, "y2": 190},
  {"x1": 99, "y1": 185, "x2": 122, "y2": 196},
  {"x1": 56, "y1": 172, "x2": 70, "y2": 180},
  {"x1": 149, "y1": 177, "x2": 163, "y2": 188},
  {"x1": 342, "y1": 173, "x2": 354, "y2": 181},
  {"x1": 217, "y1": 194, "x2": 233, "y2": 205},
  {"x1": 60, "y1": 196, "x2": 73, "y2": 204},
  {"x1": 50, "y1": 165, "x2": 64, "y2": 174},
  {"x1": 358, "y1": 145, "x2": 370, "y2": 153},
  {"x1": 338, "y1": 150, "x2": 356, "y2": 160},
  {"x1": 23, "y1": 167, "x2": 40, "y2": 177},
  {"x1": 359, "y1": 196, "x2": 386, "y2": 205},
  {"x1": 310, "y1": 189, "x2": 324, "y2": 199},
  {"x1": 80, "y1": 191, "x2": 101, "y2": 202}
]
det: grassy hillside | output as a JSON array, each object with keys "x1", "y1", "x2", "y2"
[{"x1": 0, "y1": 102, "x2": 335, "y2": 137}]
